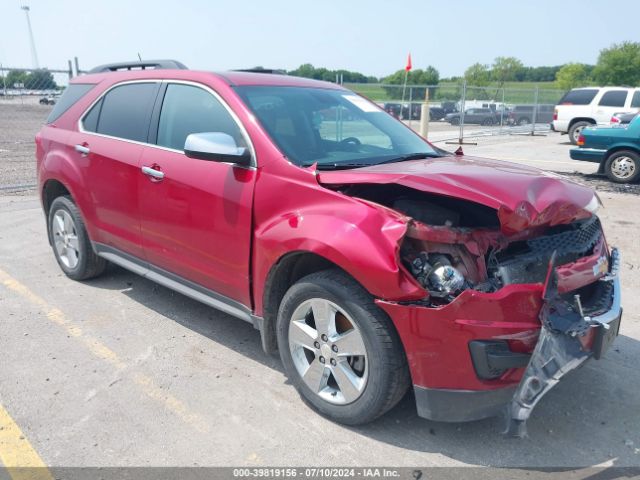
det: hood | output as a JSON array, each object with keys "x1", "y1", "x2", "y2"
[{"x1": 316, "y1": 155, "x2": 596, "y2": 234}]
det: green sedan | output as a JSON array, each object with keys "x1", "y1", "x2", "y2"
[{"x1": 570, "y1": 114, "x2": 640, "y2": 183}]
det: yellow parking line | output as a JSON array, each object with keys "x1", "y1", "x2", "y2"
[
  {"x1": 0, "y1": 267, "x2": 209, "y2": 433},
  {"x1": 0, "y1": 403, "x2": 53, "y2": 480}
]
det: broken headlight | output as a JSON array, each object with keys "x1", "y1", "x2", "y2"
[{"x1": 409, "y1": 253, "x2": 467, "y2": 298}]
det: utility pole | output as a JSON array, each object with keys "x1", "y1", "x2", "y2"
[{"x1": 21, "y1": 5, "x2": 39, "y2": 69}]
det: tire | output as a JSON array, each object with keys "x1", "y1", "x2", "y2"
[
  {"x1": 568, "y1": 121, "x2": 592, "y2": 145},
  {"x1": 450, "y1": 118, "x2": 460, "y2": 126},
  {"x1": 518, "y1": 117, "x2": 530, "y2": 126},
  {"x1": 277, "y1": 269, "x2": 410, "y2": 425},
  {"x1": 481, "y1": 118, "x2": 494, "y2": 126},
  {"x1": 604, "y1": 150, "x2": 640, "y2": 184},
  {"x1": 48, "y1": 195, "x2": 106, "y2": 280}
]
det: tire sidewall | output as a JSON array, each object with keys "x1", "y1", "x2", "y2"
[
  {"x1": 569, "y1": 121, "x2": 590, "y2": 145},
  {"x1": 276, "y1": 277, "x2": 391, "y2": 424},
  {"x1": 48, "y1": 196, "x2": 91, "y2": 279},
  {"x1": 605, "y1": 150, "x2": 640, "y2": 184}
]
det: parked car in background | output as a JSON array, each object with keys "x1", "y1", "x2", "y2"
[
  {"x1": 570, "y1": 114, "x2": 640, "y2": 183},
  {"x1": 553, "y1": 87, "x2": 640, "y2": 144},
  {"x1": 39, "y1": 95, "x2": 57, "y2": 105},
  {"x1": 610, "y1": 112, "x2": 638, "y2": 125},
  {"x1": 508, "y1": 104, "x2": 554, "y2": 126},
  {"x1": 383, "y1": 103, "x2": 447, "y2": 121},
  {"x1": 445, "y1": 108, "x2": 497, "y2": 126}
]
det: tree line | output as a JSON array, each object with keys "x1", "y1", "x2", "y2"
[
  {"x1": 287, "y1": 41, "x2": 640, "y2": 92},
  {"x1": 0, "y1": 69, "x2": 58, "y2": 90}
]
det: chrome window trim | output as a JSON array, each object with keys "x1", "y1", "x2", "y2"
[{"x1": 77, "y1": 78, "x2": 257, "y2": 168}]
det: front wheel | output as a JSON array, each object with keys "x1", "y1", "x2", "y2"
[
  {"x1": 604, "y1": 150, "x2": 640, "y2": 183},
  {"x1": 277, "y1": 270, "x2": 409, "y2": 425}
]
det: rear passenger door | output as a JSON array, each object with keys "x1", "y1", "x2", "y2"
[
  {"x1": 595, "y1": 90, "x2": 630, "y2": 124},
  {"x1": 137, "y1": 82, "x2": 256, "y2": 307},
  {"x1": 70, "y1": 81, "x2": 160, "y2": 258}
]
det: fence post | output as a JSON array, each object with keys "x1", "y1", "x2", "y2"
[
  {"x1": 531, "y1": 86, "x2": 539, "y2": 135},
  {"x1": 67, "y1": 60, "x2": 73, "y2": 80},
  {"x1": 419, "y1": 87, "x2": 430, "y2": 139},
  {"x1": 408, "y1": 87, "x2": 413, "y2": 129},
  {"x1": 0, "y1": 64, "x2": 6, "y2": 96},
  {"x1": 499, "y1": 87, "x2": 506, "y2": 133},
  {"x1": 74, "y1": 57, "x2": 80, "y2": 76},
  {"x1": 458, "y1": 80, "x2": 467, "y2": 144}
]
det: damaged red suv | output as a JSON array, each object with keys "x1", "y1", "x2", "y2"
[{"x1": 37, "y1": 60, "x2": 621, "y2": 435}]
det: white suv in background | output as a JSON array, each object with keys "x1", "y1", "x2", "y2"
[{"x1": 553, "y1": 87, "x2": 640, "y2": 144}]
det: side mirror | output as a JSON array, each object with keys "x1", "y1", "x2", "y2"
[{"x1": 184, "y1": 132, "x2": 252, "y2": 166}]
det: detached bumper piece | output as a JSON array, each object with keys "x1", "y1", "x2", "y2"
[{"x1": 505, "y1": 248, "x2": 622, "y2": 437}]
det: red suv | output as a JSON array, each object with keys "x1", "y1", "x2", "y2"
[{"x1": 37, "y1": 60, "x2": 622, "y2": 435}]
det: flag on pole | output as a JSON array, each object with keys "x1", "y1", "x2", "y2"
[{"x1": 405, "y1": 53, "x2": 412, "y2": 72}]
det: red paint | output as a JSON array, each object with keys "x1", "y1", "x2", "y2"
[{"x1": 37, "y1": 68, "x2": 611, "y2": 398}]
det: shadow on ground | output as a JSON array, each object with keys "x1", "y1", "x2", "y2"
[{"x1": 85, "y1": 264, "x2": 640, "y2": 468}]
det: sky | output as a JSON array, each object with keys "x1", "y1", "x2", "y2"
[{"x1": 1, "y1": 0, "x2": 639, "y2": 79}]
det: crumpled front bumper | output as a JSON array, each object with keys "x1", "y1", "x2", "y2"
[
  {"x1": 504, "y1": 247, "x2": 622, "y2": 437},
  {"x1": 378, "y1": 248, "x2": 622, "y2": 433}
]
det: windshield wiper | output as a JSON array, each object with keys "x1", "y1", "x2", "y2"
[{"x1": 372, "y1": 152, "x2": 441, "y2": 165}]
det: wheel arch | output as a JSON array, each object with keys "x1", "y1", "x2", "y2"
[{"x1": 568, "y1": 117, "x2": 596, "y2": 128}]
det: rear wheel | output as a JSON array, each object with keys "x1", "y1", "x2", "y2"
[
  {"x1": 277, "y1": 270, "x2": 409, "y2": 425},
  {"x1": 48, "y1": 196, "x2": 106, "y2": 280},
  {"x1": 568, "y1": 121, "x2": 592, "y2": 145},
  {"x1": 604, "y1": 150, "x2": 640, "y2": 183},
  {"x1": 450, "y1": 118, "x2": 460, "y2": 126}
]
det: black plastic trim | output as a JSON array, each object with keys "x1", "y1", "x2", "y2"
[
  {"x1": 88, "y1": 60, "x2": 188, "y2": 74},
  {"x1": 469, "y1": 340, "x2": 531, "y2": 380},
  {"x1": 414, "y1": 385, "x2": 516, "y2": 422}
]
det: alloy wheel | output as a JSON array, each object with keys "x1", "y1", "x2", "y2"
[
  {"x1": 52, "y1": 209, "x2": 80, "y2": 269},
  {"x1": 610, "y1": 156, "x2": 636, "y2": 180},
  {"x1": 288, "y1": 298, "x2": 368, "y2": 405}
]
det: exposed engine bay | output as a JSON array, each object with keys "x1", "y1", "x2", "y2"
[{"x1": 341, "y1": 184, "x2": 604, "y2": 307}]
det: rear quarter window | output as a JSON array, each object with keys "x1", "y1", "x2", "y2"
[
  {"x1": 558, "y1": 89, "x2": 599, "y2": 106},
  {"x1": 46, "y1": 84, "x2": 95, "y2": 123},
  {"x1": 598, "y1": 90, "x2": 628, "y2": 107}
]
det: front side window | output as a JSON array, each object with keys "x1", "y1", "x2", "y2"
[
  {"x1": 236, "y1": 86, "x2": 439, "y2": 169},
  {"x1": 94, "y1": 83, "x2": 159, "y2": 142},
  {"x1": 631, "y1": 91, "x2": 640, "y2": 108},
  {"x1": 156, "y1": 83, "x2": 245, "y2": 151},
  {"x1": 599, "y1": 90, "x2": 628, "y2": 108}
]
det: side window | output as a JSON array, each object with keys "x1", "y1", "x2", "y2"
[
  {"x1": 631, "y1": 91, "x2": 640, "y2": 108},
  {"x1": 82, "y1": 98, "x2": 103, "y2": 132},
  {"x1": 95, "y1": 83, "x2": 159, "y2": 142},
  {"x1": 156, "y1": 83, "x2": 245, "y2": 151},
  {"x1": 46, "y1": 83, "x2": 95, "y2": 124},
  {"x1": 598, "y1": 90, "x2": 628, "y2": 107}
]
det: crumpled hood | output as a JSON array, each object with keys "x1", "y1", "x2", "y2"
[{"x1": 317, "y1": 155, "x2": 596, "y2": 234}]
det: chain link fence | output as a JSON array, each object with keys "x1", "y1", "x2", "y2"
[
  {"x1": 0, "y1": 66, "x2": 567, "y2": 191},
  {"x1": 345, "y1": 81, "x2": 567, "y2": 144},
  {"x1": 0, "y1": 67, "x2": 75, "y2": 191}
]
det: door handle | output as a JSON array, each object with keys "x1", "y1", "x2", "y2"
[
  {"x1": 141, "y1": 165, "x2": 165, "y2": 180},
  {"x1": 74, "y1": 144, "x2": 90, "y2": 156}
]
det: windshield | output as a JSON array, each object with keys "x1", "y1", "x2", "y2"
[{"x1": 235, "y1": 86, "x2": 440, "y2": 168}]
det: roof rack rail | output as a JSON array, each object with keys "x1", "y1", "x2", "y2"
[
  {"x1": 88, "y1": 60, "x2": 188, "y2": 74},
  {"x1": 233, "y1": 68, "x2": 286, "y2": 75}
]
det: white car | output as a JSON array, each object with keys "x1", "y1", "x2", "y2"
[{"x1": 552, "y1": 87, "x2": 640, "y2": 144}]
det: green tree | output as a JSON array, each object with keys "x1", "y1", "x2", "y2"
[
  {"x1": 556, "y1": 63, "x2": 591, "y2": 91},
  {"x1": 5, "y1": 70, "x2": 29, "y2": 88},
  {"x1": 491, "y1": 56, "x2": 524, "y2": 86},
  {"x1": 593, "y1": 41, "x2": 640, "y2": 86},
  {"x1": 25, "y1": 70, "x2": 57, "y2": 90},
  {"x1": 464, "y1": 63, "x2": 490, "y2": 86},
  {"x1": 381, "y1": 66, "x2": 439, "y2": 100}
]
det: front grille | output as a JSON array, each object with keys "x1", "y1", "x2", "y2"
[
  {"x1": 527, "y1": 217, "x2": 602, "y2": 257},
  {"x1": 491, "y1": 217, "x2": 603, "y2": 286}
]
